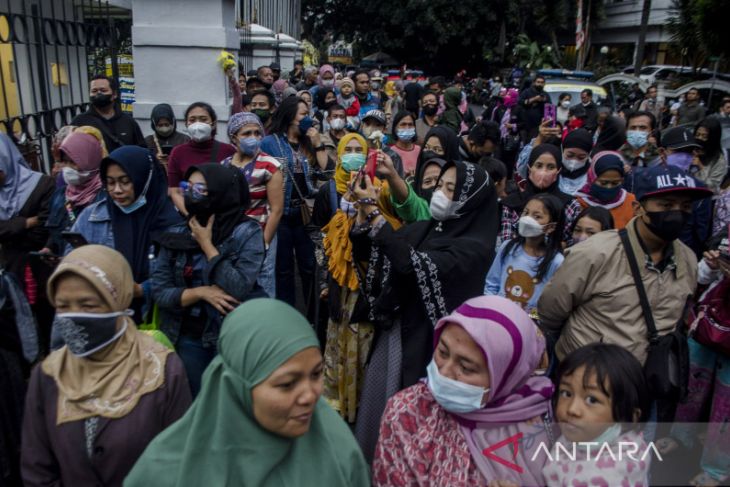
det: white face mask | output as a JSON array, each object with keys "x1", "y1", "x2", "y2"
[
  {"x1": 429, "y1": 190, "x2": 459, "y2": 221},
  {"x1": 562, "y1": 158, "x2": 588, "y2": 172},
  {"x1": 561, "y1": 100, "x2": 571, "y2": 109},
  {"x1": 339, "y1": 196, "x2": 357, "y2": 218},
  {"x1": 62, "y1": 166, "x2": 94, "y2": 186},
  {"x1": 321, "y1": 79, "x2": 335, "y2": 88},
  {"x1": 329, "y1": 118, "x2": 346, "y2": 131},
  {"x1": 518, "y1": 215, "x2": 545, "y2": 237},
  {"x1": 187, "y1": 122, "x2": 213, "y2": 142},
  {"x1": 426, "y1": 360, "x2": 489, "y2": 413}
]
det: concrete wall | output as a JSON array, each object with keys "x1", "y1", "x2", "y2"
[
  {"x1": 131, "y1": 0, "x2": 239, "y2": 140},
  {"x1": 593, "y1": 0, "x2": 673, "y2": 44}
]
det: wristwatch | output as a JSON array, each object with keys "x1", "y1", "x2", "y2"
[{"x1": 315, "y1": 144, "x2": 326, "y2": 152}]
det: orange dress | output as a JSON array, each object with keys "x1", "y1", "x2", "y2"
[{"x1": 577, "y1": 191, "x2": 637, "y2": 230}]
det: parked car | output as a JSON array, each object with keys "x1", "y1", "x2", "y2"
[{"x1": 537, "y1": 69, "x2": 608, "y2": 106}]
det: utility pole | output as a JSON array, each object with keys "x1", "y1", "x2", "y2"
[{"x1": 634, "y1": 0, "x2": 652, "y2": 75}]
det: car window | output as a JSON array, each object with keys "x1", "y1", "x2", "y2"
[{"x1": 640, "y1": 67, "x2": 659, "y2": 75}]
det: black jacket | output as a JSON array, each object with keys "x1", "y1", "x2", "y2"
[{"x1": 71, "y1": 106, "x2": 145, "y2": 151}]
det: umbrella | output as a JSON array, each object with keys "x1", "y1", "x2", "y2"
[{"x1": 361, "y1": 51, "x2": 399, "y2": 67}]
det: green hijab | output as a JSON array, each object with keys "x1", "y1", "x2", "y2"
[{"x1": 124, "y1": 299, "x2": 369, "y2": 487}]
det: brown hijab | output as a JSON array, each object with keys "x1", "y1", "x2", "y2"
[{"x1": 42, "y1": 245, "x2": 171, "y2": 425}]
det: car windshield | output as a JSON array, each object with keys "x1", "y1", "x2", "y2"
[{"x1": 640, "y1": 66, "x2": 660, "y2": 75}]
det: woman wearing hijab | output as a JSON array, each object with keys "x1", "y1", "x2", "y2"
[
  {"x1": 311, "y1": 133, "x2": 400, "y2": 423},
  {"x1": 222, "y1": 112, "x2": 284, "y2": 298},
  {"x1": 557, "y1": 128, "x2": 594, "y2": 195},
  {"x1": 440, "y1": 87, "x2": 465, "y2": 135},
  {"x1": 125, "y1": 298, "x2": 370, "y2": 487},
  {"x1": 383, "y1": 126, "x2": 460, "y2": 224},
  {"x1": 349, "y1": 160, "x2": 499, "y2": 461},
  {"x1": 313, "y1": 87, "x2": 337, "y2": 134},
  {"x1": 45, "y1": 128, "x2": 107, "y2": 254},
  {"x1": 144, "y1": 103, "x2": 190, "y2": 171},
  {"x1": 592, "y1": 115, "x2": 627, "y2": 154},
  {"x1": 500, "y1": 144, "x2": 582, "y2": 244},
  {"x1": 70, "y1": 146, "x2": 183, "y2": 320},
  {"x1": 0, "y1": 134, "x2": 55, "y2": 285},
  {"x1": 694, "y1": 117, "x2": 728, "y2": 194},
  {"x1": 372, "y1": 295, "x2": 553, "y2": 486},
  {"x1": 574, "y1": 151, "x2": 637, "y2": 230},
  {"x1": 153, "y1": 163, "x2": 266, "y2": 395},
  {"x1": 310, "y1": 63, "x2": 336, "y2": 101},
  {"x1": 21, "y1": 245, "x2": 191, "y2": 487}
]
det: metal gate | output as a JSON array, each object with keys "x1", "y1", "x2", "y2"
[{"x1": 0, "y1": 0, "x2": 129, "y2": 173}]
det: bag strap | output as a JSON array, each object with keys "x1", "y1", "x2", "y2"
[
  {"x1": 209, "y1": 141, "x2": 220, "y2": 163},
  {"x1": 619, "y1": 228, "x2": 659, "y2": 343},
  {"x1": 94, "y1": 120, "x2": 126, "y2": 148},
  {"x1": 275, "y1": 135, "x2": 308, "y2": 200}
]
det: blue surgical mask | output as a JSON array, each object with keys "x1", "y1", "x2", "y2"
[
  {"x1": 666, "y1": 151, "x2": 694, "y2": 172},
  {"x1": 426, "y1": 359, "x2": 489, "y2": 413},
  {"x1": 340, "y1": 153, "x2": 366, "y2": 172},
  {"x1": 114, "y1": 195, "x2": 147, "y2": 214},
  {"x1": 589, "y1": 183, "x2": 621, "y2": 203},
  {"x1": 396, "y1": 128, "x2": 416, "y2": 141},
  {"x1": 626, "y1": 130, "x2": 649, "y2": 149},
  {"x1": 238, "y1": 136, "x2": 261, "y2": 156},
  {"x1": 298, "y1": 116, "x2": 315, "y2": 136}
]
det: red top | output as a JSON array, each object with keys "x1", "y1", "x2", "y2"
[{"x1": 167, "y1": 139, "x2": 236, "y2": 188}]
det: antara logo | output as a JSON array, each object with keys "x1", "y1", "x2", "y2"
[{"x1": 482, "y1": 432, "x2": 524, "y2": 473}]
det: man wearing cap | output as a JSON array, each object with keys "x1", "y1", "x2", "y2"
[
  {"x1": 539, "y1": 164, "x2": 712, "y2": 369},
  {"x1": 360, "y1": 109, "x2": 404, "y2": 177},
  {"x1": 269, "y1": 62, "x2": 281, "y2": 82}
]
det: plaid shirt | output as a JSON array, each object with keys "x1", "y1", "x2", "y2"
[{"x1": 499, "y1": 199, "x2": 582, "y2": 244}]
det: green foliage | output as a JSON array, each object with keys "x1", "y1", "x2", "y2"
[
  {"x1": 512, "y1": 34, "x2": 558, "y2": 70},
  {"x1": 666, "y1": 0, "x2": 730, "y2": 68}
]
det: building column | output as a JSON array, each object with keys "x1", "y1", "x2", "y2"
[{"x1": 131, "y1": 0, "x2": 239, "y2": 139}]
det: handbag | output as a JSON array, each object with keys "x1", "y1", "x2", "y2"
[
  {"x1": 689, "y1": 276, "x2": 730, "y2": 355},
  {"x1": 619, "y1": 229, "x2": 689, "y2": 401},
  {"x1": 275, "y1": 135, "x2": 314, "y2": 225}
]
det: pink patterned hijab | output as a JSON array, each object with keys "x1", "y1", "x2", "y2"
[
  {"x1": 434, "y1": 295, "x2": 554, "y2": 484},
  {"x1": 60, "y1": 131, "x2": 103, "y2": 207}
]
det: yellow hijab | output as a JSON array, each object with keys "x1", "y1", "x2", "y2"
[
  {"x1": 334, "y1": 133, "x2": 368, "y2": 195},
  {"x1": 42, "y1": 245, "x2": 171, "y2": 424}
]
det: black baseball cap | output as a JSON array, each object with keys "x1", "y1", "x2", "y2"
[
  {"x1": 660, "y1": 127, "x2": 701, "y2": 151},
  {"x1": 269, "y1": 62, "x2": 281, "y2": 71},
  {"x1": 633, "y1": 164, "x2": 712, "y2": 202}
]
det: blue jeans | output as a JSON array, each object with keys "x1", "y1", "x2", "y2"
[
  {"x1": 275, "y1": 213, "x2": 315, "y2": 307},
  {"x1": 176, "y1": 335, "x2": 217, "y2": 397},
  {"x1": 259, "y1": 234, "x2": 277, "y2": 298}
]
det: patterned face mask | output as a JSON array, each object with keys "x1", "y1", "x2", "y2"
[{"x1": 53, "y1": 310, "x2": 131, "y2": 357}]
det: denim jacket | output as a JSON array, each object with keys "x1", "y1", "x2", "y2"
[
  {"x1": 45, "y1": 188, "x2": 105, "y2": 253},
  {"x1": 151, "y1": 219, "x2": 267, "y2": 348},
  {"x1": 260, "y1": 134, "x2": 315, "y2": 216}
]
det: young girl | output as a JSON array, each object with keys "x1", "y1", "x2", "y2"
[
  {"x1": 570, "y1": 206, "x2": 614, "y2": 246},
  {"x1": 544, "y1": 343, "x2": 651, "y2": 487},
  {"x1": 485, "y1": 193, "x2": 564, "y2": 317}
]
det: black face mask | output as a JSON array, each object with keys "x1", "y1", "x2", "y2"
[
  {"x1": 422, "y1": 105, "x2": 438, "y2": 116},
  {"x1": 421, "y1": 150, "x2": 440, "y2": 162},
  {"x1": 90, "y1": 93, "x2": 113, "y2": 108},
  {"x1": 535, "y1": 85, "x2": 544, "y2": 93},
  {"x1": 262, "y1": 82, "x2": 273, "y2": 90},
  {"x1": 643, "y1": 209, "x2": 690, "y2": 242},
  {"x1": 420, "y1": 186, "x2": 435, "y2": 203},
  {"x1": 324, "y1": 100, "x2": 337, "y2": 110},
  {"x1": 253, "y1": 109, "x2": 271, "y2": 123},
  {"x1": 184, "y1": 193, "x2": 213, "y2": 226}
]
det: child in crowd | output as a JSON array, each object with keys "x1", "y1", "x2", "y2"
[
  {"x1": 337, "y1": 77, "x2": 360, "y2": 130},
  {"x1": 544, "y1": 343, "x2": 651, "y2": 487},
  {"x1": 570, "y1": 206, "x2": 614, "y2": 247},
  {"x1": 485, "y1": 193, "x2": 564, "y2": 317}
]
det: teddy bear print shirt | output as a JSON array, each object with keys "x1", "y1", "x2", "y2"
[{"x1": 484, "y1": 241, "x2": 564, "y2": 317}]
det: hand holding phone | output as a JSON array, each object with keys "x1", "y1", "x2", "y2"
[{"x1": 61, "y1": 231, "x2": 88, "y2": 249}]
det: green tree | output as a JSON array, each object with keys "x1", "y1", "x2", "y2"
[{"x1": 666, "y1": 0, "x2": 730, "y2": 70}]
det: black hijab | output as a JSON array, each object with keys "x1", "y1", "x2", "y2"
[
  {"x1": 593, "y1": 116, "x2": 626, "y2": 154},
  {"x1": 101, "y1": 146, "x2": 182, "y2": 283},
  {"x1": 502, "y1": 143, "x2": 573, "y2": 212},
  {"x1": 315, "y1": 87, "x2": 335, "y2": 111},
  {"x1": 159, "y1": 164, "x2": 250, "y2": 251},
  {"x1": 413, "y1": 126, "x2": 461, "y2": 198},
  {"x1": 404, "y1": 82, "x2": 423, "y2": 113},
  {"x1": 150, "y1": 103, "x2": 177, "y2": 132}
]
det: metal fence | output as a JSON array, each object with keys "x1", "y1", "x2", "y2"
[{"x1": 0, "y1": 0, "x2": 125, "y2": 173}]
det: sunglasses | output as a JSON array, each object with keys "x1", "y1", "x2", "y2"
[{"x1": 179, "y1": 181, "x2": 208, "y2": 199}]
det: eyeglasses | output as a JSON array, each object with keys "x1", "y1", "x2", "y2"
[{"x1": 179, "y1": 181, "x2": 208, "y2": 199}]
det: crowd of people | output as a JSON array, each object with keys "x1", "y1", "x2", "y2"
[{"x1": 1, "y1": 60, "x2": 730, "y2": 487}]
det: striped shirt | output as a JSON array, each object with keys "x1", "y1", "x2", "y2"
[{"x1": 222, "y1": 152, "x2": 281, "y2": 228}]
